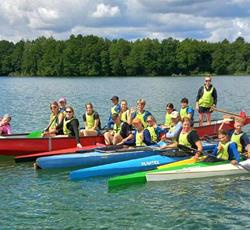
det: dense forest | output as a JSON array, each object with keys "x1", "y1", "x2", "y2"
[{"x1": 0, "y1": 35, "x2": 250, "y2": 76}]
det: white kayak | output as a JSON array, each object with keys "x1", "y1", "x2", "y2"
[{"x1": 146, "y1": 159, "x2": 250, "y2": 182}]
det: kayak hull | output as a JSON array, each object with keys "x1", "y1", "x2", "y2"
[
  {"x1": 146, "y1": 160, "x2": 250, "y2": 181},
  {"x1": 69, "y1": 154, "x2": 188, "y2": 180},
  {"x1": 36, "y1": 147, "x2": 165, "y2": 170},
  {"x1": 70, "y1": 141, "x2": 217, "y2": 180}
]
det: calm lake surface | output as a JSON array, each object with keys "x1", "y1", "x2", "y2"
[{"x1": 0, "y1": 76, "x2": 250, "y2": 229}]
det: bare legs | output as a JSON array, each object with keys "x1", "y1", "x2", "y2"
[
  {"x1": 104, "y1": 131, "x2": 123, "y2": 145},
  {"x1": 199, "y1": 112, "x2": 212, "y2": 126}
]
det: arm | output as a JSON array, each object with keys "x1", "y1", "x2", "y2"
[
  {"x1": 143, "y1": 129, "x2": 154, "y2": 146},
  {"x1": 55, "y1": 113, "x2": 64, "y2": 131},
  {"x1": 93, "y1": 113, "x2": 100, "y2": 130},
  {"x1": 123, "y1": 133, "x2": 135, "y2": 146},
  {"x1": 228, "y1": 142, "x2": 240, "y2": 164},
  {"x1": 166, "y1": 122, "x2": 182, "y2": 139},
  {"x1": 196, "y1": 86, "x2": 203, "y2": 109},
  {"x1": 212, "y1": 87, "x2": 217, "y2": 105},
  {"x1": 70, "y1": 119, "x2": 81, "y2": 145},
  {"x1": 194, "y1": 140, "x2": 203, "y2": 158}
]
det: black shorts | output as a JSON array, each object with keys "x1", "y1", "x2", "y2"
[{"x1": 198, "y1": 106, "x2": 212, "y2": 113}]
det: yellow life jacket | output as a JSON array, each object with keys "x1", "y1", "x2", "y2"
[
  {"x1": 198, "y1": 86, "x2": 214, "y2": 108},
  {"x1": 113, "y1": 122, "x2": 123, "y2": 134},
  {"x1": 178, "y1": 131, "x2": 192, "y2": 148},
  {"x1": 111, "y1": 104, "x2": 119, "y2": 114},
  {"x1": 135, "y1": 112, "x2": 147, "y2": 128},
  {"x1": 120, "y1": 110, "x2": 129, "y2": 123},
  {"x1": 49, "y1": 112, "x2": 62, "y2": 129},
  {"x1": 146, "y1": 126, "x2": 158, "y2": 143},
  {"x1": 86, "y1": 112, "x2": 95, "y2": 129},
  {"x1": 217, "y1": 141, "x2": 231, "y2": 160},
  {"x1": 231, "y1": 132, "x2": 244, "y2": 153},
  {"x1": 180, "y1": 107, "x2": 188, "y2": 120},
  {"x1": 164, "y1": 112, "x2": 172, "y2": 128},
  {"x1": 136, "y1": 130, "x2": 146, "y2": 147},
  {"x1": 63, "y1": 117, "x2": 74, "y2": 135}
]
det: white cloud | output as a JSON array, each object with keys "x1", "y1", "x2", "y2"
[
  {"x1": 0, "y1": 0, "x2": 250, "y2": 42},
  {"x1": 92, "y1": 3, "x2": 120, "y2": 18}
]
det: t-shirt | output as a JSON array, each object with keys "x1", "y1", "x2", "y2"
[
  {"x1": 83, "y1": 112, "x2": 101, "y2": 129},
  {"x1": 176, "y1": 130, "x2": 200, "y2": 149}
]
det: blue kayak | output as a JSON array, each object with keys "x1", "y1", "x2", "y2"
[
  {"x1": 69, "y1": 141, "x2": 217, "y2": 180},
  {"x1": 69, "y1": 155, "x2": 187, "y2": 180},
  {"x1": 36, "y1": 146, "x2": 169, "y2": 169}
]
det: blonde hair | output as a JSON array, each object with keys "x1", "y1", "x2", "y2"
[{"x1": 137, "y1": 99, "x2": 146, "y2": 105}]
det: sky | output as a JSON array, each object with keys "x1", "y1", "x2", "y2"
[{"x1": 1, "y1": 0, "x2": 250, "y2": 42}]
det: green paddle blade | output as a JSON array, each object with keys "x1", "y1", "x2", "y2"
[{"x1": 27, "y1": 130, "x2": 43, "y2": 138}]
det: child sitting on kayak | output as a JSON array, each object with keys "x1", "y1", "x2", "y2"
[
  {"x1": 204, "y1": 129, "x2": 240, "y2": 165},
  {"x1": 0, "y1": 114, "x2": 12, "y2": 135}
]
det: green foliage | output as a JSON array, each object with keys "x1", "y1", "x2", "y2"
[{"x1": 0, "y1": 35, "x2": 250, "y2": 76}]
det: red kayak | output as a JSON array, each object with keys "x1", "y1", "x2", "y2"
[
  {"x1": 0, "y1": 135, "x2": 104, "y2": 156},
  {"x1": 15, "y1": 143, "x2": 106, "y2": 162},
  {"x1": 1, "y1": 117, "x2": 249, "y2": 156}
]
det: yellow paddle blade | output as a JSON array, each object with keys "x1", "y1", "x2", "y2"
[{"x1": 157, "y1": 156, "x2": 206, "y2": 170}]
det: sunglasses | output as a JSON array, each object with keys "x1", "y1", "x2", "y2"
[
  {"x1": 66, "y1": 111, "x2": 73, "y2": 113},
  {"x1": 205, "y1": 80, "x2": 211, "y2": 82},
  {"x1": 51, "y1": 106, "x2": 58, "y2": 109}
]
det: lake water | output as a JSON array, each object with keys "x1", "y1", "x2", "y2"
[{"x1": 0, "y1": 76, "x2": 250, "y2": 229}]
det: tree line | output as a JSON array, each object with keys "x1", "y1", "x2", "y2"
[{"x1": 0, "y1": 35, "x2": 250, "y2": 77}]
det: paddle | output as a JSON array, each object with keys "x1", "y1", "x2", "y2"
[
  {"x1": 177, "y1": 144, "x2": 208, "y2": 156},
  {"x1": 212, "y1": 107, "x2": 250, "y2": 124}
]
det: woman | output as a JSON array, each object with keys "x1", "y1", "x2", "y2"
[
  {"x1": 161, "y1": 103, "x2": 175, "y2": 130},
  {"x1": 161, "y1": 117, "x2": 203, "y2": 158},
  {"x1": 196, "y1": 75, "x2": 217, "y2": 126},
  {"x1": 0, "y1": 114, "x2": 12, "y2": 135},
  {"x1": 120, "y1": 99, "x2": 131, "y2": 124},
  {"x1": 130, "y1": 99, "x2": 152, "y2": 128},
  {"x1": 80, "y1": 102, "x2": 101, "y2": 136},
  {"x1": 58, "y1": 97, "x2": 67, "y2": 113},
  {"x1": 62, "y1": 106, "x2": 82, "y2": 148},
  {"x1": 146, "y1": 115, "x2": 164, "y2": 144},
  {"x1": 43, "y1": 101, "x2": 64, "y2": 137}
]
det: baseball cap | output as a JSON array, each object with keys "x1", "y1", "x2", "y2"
[
  {"x1": 171, "y1": 111, "x2": 179, "y2": 119},
  {"x1": 111, "y1": 96, "x2": 119, "y2": 101}
]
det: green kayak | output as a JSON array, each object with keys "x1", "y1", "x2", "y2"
[{"x1": 108, "y1": 161, "x2": 228, "y2": 189}]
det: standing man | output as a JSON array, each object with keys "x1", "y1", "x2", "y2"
[
  {"x1": 107, "y1": 96, "x2": 121, "y2": 129},
  {"x1": 196, "y1": 75, "x2": 217, "y2": 126}
]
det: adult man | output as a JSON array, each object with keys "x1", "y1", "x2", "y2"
[{"x1": 107, "y1": 96, "x2": 121, "y2": 129}]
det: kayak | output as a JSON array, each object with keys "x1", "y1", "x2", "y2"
[
  {"x1": 0, "y1": 118, "x2": 240, "y2": 156},
  {"x1": 107, "y1": 160, "x2": 228, "y2": 188},
  {"x1": 0, "y1": 135, "x2": 104, "y2": 156},
  {"x1": 15, "y1": 143, "x2": 106, "y2": 162},
  {"x1": 146, "y1": 159, "x2": 250, "y2": 182},
  {"x1": 69, "y1": 153, "x2": 187, "y2": 181},
  {"x1": 35, "y1": 146, "x2": 169, "y2": 170},
  {"x1": 69, "y1": 141, "x2": 217, "y2": 180}
]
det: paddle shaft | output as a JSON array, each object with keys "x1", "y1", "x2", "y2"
[{"x1": 213, "y1": 107, "x2": 244, "y2": 117}]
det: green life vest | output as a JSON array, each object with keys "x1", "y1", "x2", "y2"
[
  {"x1": 136, "y1": 130, "x2": 146, "y2": 147},
  {"x1": 180, "y1": 107, "x2": 188, "y2": 120},
  {"x1": 198, "y1": 86, "x2": 214, "y2": 108},
  {"x1": 49, "y1": 112, "x2": 62, "y2": 129},
  {"x1": 231, "y1": 132, "x2": 244, "y2": 153},
  {"x1": 178, "y1": 131, "x2": 192, "y2": 147},
  {"x1": 147, "y1": 126, "x2": 158, "y2": 143},
  {"x1": 86, "y1": 112, "x2": 95, "y2": 129},
  {"x1": 63, "y1": 117, "x2": 74, "y2": 135},
  {"x1": 164, "y1": 112, "x2": 172, "y2": 128},
  {"x1": 111, "y1": 104, "x2": 118, "y2": 114},
  {"x1": 113, "y1": 122, "x2": 123, "y2": 134},
  {"x1": 217, "y1": 141, "x2": 231, "y2": 160},
  {"x1": 120, "y1": 110, "x2": 128, "y2": 123},
  {"x1": 136, "y1": 112, "x2": 147, "y2": 128}
]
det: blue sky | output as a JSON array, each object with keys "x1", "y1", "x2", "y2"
[{"x1": 1, "y1": 0, "x2": 250, "y2": 42}]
